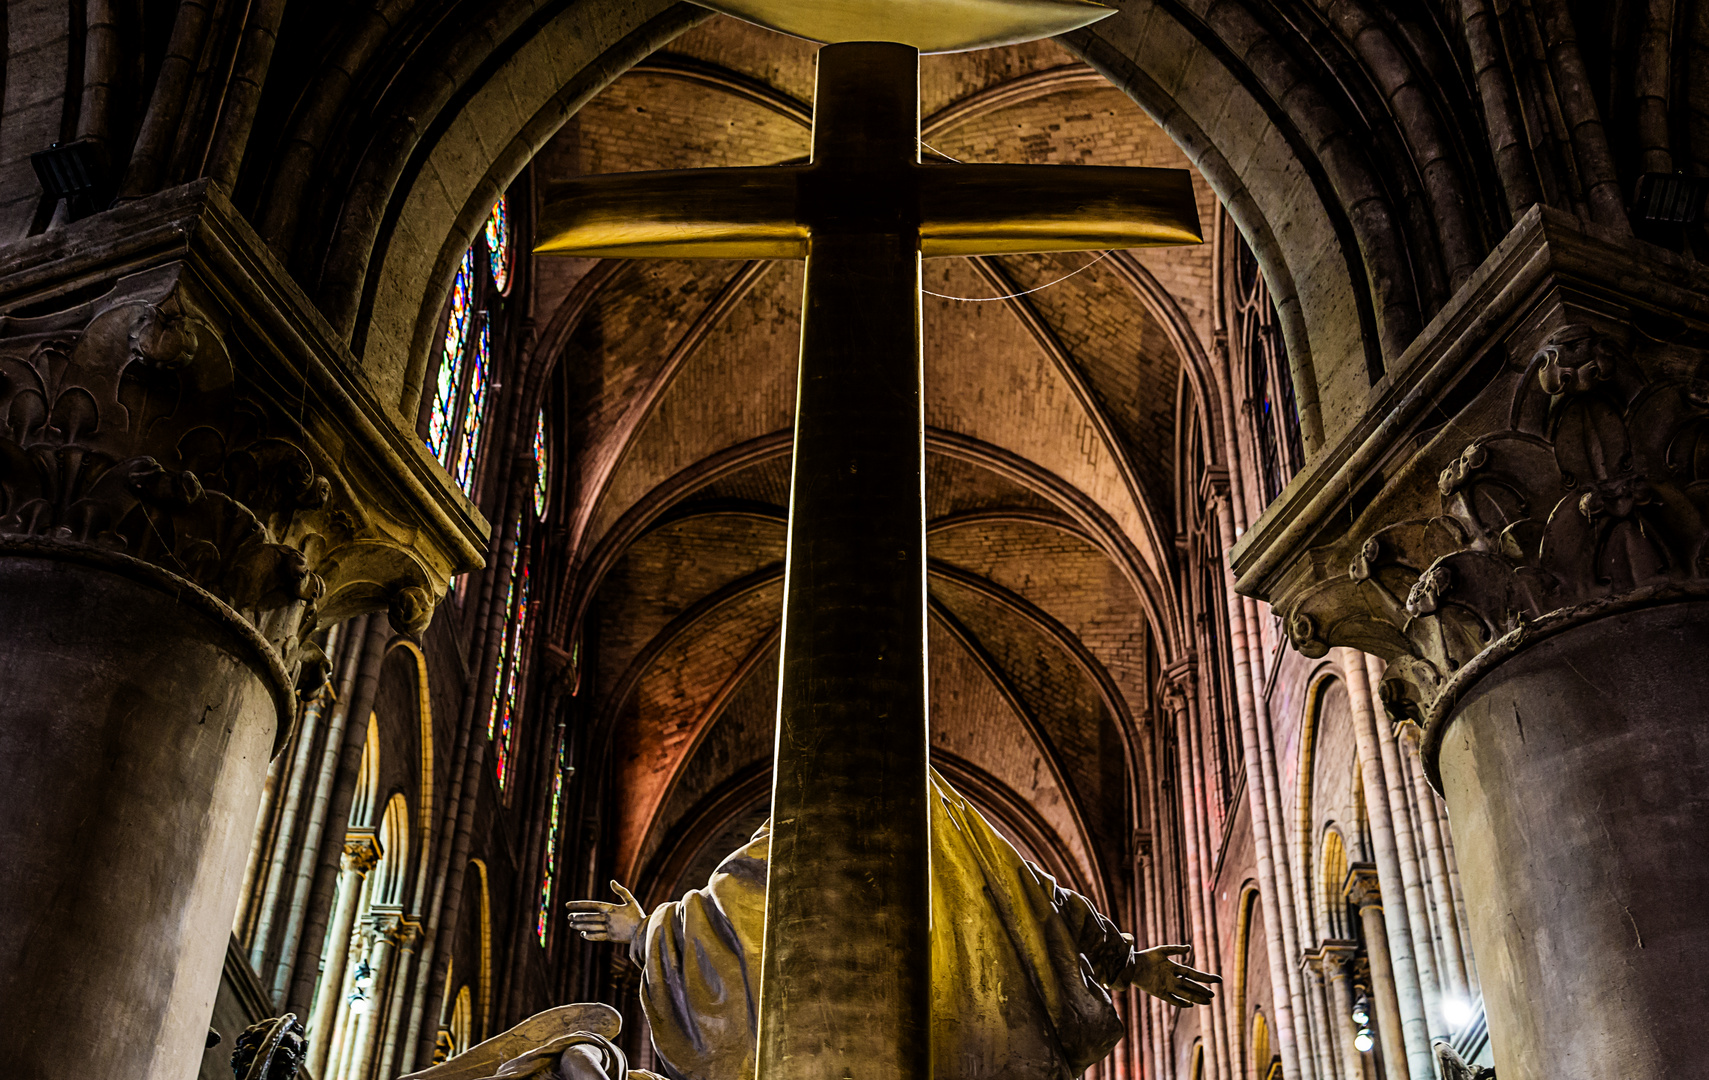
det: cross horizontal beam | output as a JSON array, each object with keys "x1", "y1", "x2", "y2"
[{"x1": 536, "y1": 162, "x2": 1202, "y2": 259}]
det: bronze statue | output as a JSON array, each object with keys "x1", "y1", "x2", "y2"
[
  {"x1": 569, "y1": 770, "x2": 1215, "y2": 1080},
  {"x1": 410, "y1": 772, "x2": 1214, "y2": 1080}
]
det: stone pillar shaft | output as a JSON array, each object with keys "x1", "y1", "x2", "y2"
[
  {"x1": 1359, "y1": 654, "x2": 1445, "y2": 1036},
  {"x1": 308, "y1": 839, "x2": 379, "y2": 1076},
  {"x1": 1348, "y1": 898, "x2": 1405, "y2": 1080},
  {"x1": 1437, "y1": 601, "x2": 1709, "y2": 1078},
  {"x1": 1169, "y1": 689, "x2": 1228, "y2": 1080},
  {"x1": 0, "y1": 554, "x2": 281, "y2": 1080},
  {"x1": 1339, "y1": 653, "x2": 1433, "y2": 1080}
]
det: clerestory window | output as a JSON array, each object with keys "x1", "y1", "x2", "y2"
[{"x1": 426, "y1": 195, "x2": 512, "y2": 498}]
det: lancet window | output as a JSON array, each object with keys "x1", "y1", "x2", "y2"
[
  {"x1": 488, "y1": 517, "x2": 533, "y2": 790},
  {"x1": 485, "y1": 196, "x2": 512, "y2": 294},
  {"x1": 425, "y1": 194, "x2": 512, "y2": 498},
  {"x1": 1230, "y1": 231, "x2": 1304, "y2": 505},
  {"x1": 536, "y1": 730, "x2": 566, "y2": 945},
  {"x1": 532, "y1": 409, "x2": 549, "y2": 518}
]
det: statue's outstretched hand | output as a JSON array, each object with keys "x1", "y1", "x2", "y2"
[
  {"x1": 566, "y1": 881, "x2": 645, "y2": 945},
  {"x1": 1131, "y1": 944, "x2": 1220, "y2": 1008}
]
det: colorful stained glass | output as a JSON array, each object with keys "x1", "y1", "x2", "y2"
[
  {"x1": 487, "y1": 517, "x2": 522, "y2": 742},
  {"x1": 496, "y1": 563, "x2": 530, "y2": 789},
  {"x1": 451, "y1": 316, "x2": 490, "y2": 494},
  {"x1": 427, "y1": 250, "x2": 477, "y2": 464},
  {"x1": 485, "y1": 196, "x2": 511, "y2": 294},
  {"x1": 532, "y1": 410, "x2": 548, "y2": 518},
  {"x1": 536, "y1": 733, "x2": 565, "y2": 944}
]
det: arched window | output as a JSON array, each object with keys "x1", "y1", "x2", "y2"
[
  {"x1": 1321, "y1": 827, "x2": 1351, "y2": 940},
  {"x1": 447, "y1": 984, "x2": 473, "y2": 1059},
  {"x1": 536, "y1": 729, "x2": 566, "y2": 945},
  {"x1": 485, "y1": 195, "x2": 512, "y2": 294},
  {"x1": 1250, "y1": 1009, "x2": 1270, "y2": 1080},
  {"x1": 532, "y1": 409, "x2": 549, "y2": 519},
  {"x1": 488, "y1": 517, "x2": 532, "y2": 790},
  {"x1": 425, "y1": 194, "x2": 512, "y2": 498},
  {"x1": 1229, "y1": 230, "x2": 1304, "y2": 504}
]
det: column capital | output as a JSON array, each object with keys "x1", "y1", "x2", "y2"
[
  {"x1": 0, "y1": 183, "x2": 486, "y2": 732},
  {"x1": 1308, "y1": 941, "x2": 1359, "y2": 976},
  {"x1": 1160, "y1": 660, "x2": 1196, "y2": 713},
  {"x1": 342, "y1": 832, "x2": 382, "y2": 875},
  {"x1": 1229, "y1": 206, "x2": 1709, "y2": 784},
  {"x1": 1343, "y1": 865, "x2": 1383, "y2": 911},
  {"x1": 369, "y1": 909, "x2": 408, "y2": 942}
]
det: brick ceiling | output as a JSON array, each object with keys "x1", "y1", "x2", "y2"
[{"x1": 534, "y1": 16, "x2": 1219, "y2": 911}]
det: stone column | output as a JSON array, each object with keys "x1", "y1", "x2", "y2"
[
  {"x1": 1339, "y1": 655, "x2": 1433, "y2": 1080},
  {"x1": 0, "y1": 185, "x2": 481, "y2": 1080},
  {"x1": 1344, "y1": 870, "x2": 1406, "y2": 1080},
  {"x1": 308, "y1": 834, "x2": 381, "y2": 1077},
  {"x1": 1231, "y1": 206, "x2": 1709, "y2": 1080},
  {"x1": 375, "y1": 917, "x2": 423, "y2": 1080},
  {"x1": 347, "y1": 910, "x2": 403, "y2": 1080},
  {"x1": 1316, "y1": 944, "x2": 1364, "y2": 1080}
]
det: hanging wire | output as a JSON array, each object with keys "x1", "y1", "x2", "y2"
[
  {"x1": 922, "y1": 250, "x2": 1114, "y2": 302},
  {"x1": 916, "y1": 137, "x2": 1113, "y2": 303}
]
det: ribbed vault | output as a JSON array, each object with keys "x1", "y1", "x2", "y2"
[{"x1": 537, "y1": 16, "x2": 1215, "y2": 919}]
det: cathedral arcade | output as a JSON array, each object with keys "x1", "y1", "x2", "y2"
[{"x1": 0, "y1": 3, "x2": 1704, "y2": 1080}]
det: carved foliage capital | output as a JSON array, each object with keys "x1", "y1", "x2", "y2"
[
  {"x1": 1280, "y1": 321, "x2": 1709, "y2": 727},
  {"x1": 0, "y1": 257, "x2": 471, "y2": 697},
  {"x1": 342, "y1": 833, "x2": 382, "y2": 874},
  {"x1": 1343, "y1": 864, "x2": 1383, "y2": 910}
]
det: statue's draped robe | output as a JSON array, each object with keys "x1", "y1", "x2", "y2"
[{"x1": 632, "y1": 770, "x2": 1135, "y2": 1080}]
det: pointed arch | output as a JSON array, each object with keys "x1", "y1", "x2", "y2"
[{"x1": 388, "y1": 638, "x2": 438, "y2": 912}]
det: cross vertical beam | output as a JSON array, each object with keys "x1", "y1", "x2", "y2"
[{"x1": 759, "y1": 42, "x2": 932, "y2": 1080}]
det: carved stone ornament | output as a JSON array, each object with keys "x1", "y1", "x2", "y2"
[
  {"x1": 1230, "y1": 208, "x2": 1709, "y2": 783},
  {"x1": 1343, "y1": 865, "x2": 1383, "y2": 911},
  {"x1": 343, "y1": 832, "x2": 383, "y2": 874},
  {"x1": 0, "y1": 183, "x2": 485, "y2": 728},
  {"x1": 1434, "y1": 1039, "x2": 1496, "y2": 1080},
  {"x1": 231, "y1": 1014, "x2": 307, "y2": 1080}
]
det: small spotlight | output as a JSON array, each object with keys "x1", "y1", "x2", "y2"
[
  {"x1": 1354, "y1": 1030, "x2": 1374, "y2": 1053},
  {"x1": 1350, "y1": 993, "x2": 1371, "y2": 1027},
  {"x1": 1442, "y1": 996, "x2": 1473, "y2": 1028}
]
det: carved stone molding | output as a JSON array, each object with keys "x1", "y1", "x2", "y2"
[
  {"x1": 0, "y1": 182, "x2": 485, "y2": 714},
  {"x1": 1343, "y1": 865, "x2": 1383, "y2": 911},
  {"x1": 342, "y1": 832, "x2": 383, "y2": 875},
  {"x1": 1231, "y1": 206, "x2": 1709, "y2": 781},
  {"x1": 1313, "y1": 941, "x2": 1358, "y2": 974}
]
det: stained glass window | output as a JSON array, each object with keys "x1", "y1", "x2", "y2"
[
  {"x1": 485, "y1": 196, "x2": 511, "y2": 294},
  {"x1": 532, "y1": 410, "x2": 548, "y2": 518},
  {"x1": 487, "y1": 517, "x2": 530, "y2": 790},
  {"x1": 427, "y1": 250, "x2": 476, "y2": 466},
  {"x1": 451, "y1": 316, "x2": 490, "y2": 492},
  {"x1": 1232, "y1": 233, "x2": 1303, "y2": 504},
  {"x1": 536, "y1": 732, "x2": 565, "y2": 945}
]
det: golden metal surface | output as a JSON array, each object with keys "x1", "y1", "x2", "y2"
[
  {"x1": 535, "y1": 162, "x2": 1200, "y2": 259},
  {"x1": 697, "y1": 0, "x2": 1114, "y2": 53},
  {"x1": 533, "y1": 38, "x2": 1203, "y2": 1080}
]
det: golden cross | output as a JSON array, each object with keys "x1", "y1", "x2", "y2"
[{"x1": 538, "y1": 10, "x2": 1200, "y2": 1078}]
